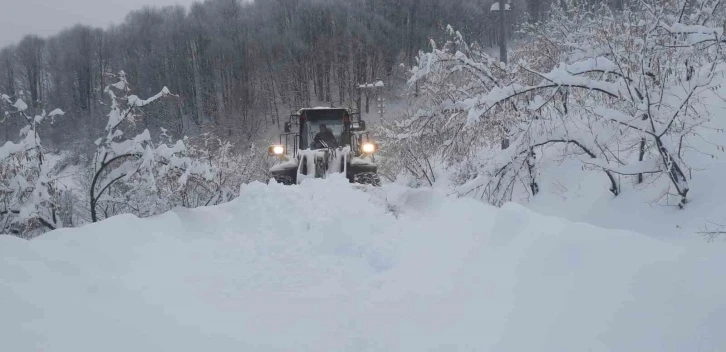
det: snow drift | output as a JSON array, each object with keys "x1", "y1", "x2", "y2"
[{"x1": 2, "y1": 175, "x2": 725, "y2": 351}]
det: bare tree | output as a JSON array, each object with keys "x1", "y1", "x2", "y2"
[{"x1": 15, "y1": 35, "x2": 45, "y2": 109}]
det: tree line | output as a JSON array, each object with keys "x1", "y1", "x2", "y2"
[{"x1": 0, "y1": 0, "x2": 635, "y2": 151}]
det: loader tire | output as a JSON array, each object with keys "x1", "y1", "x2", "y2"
[
  {"x1": 353, "y1": 172, "x2": 381, "y2": 187},
  {"x1": 270, "y1": 175, "x2": 294, "y2": 185},
  {"x1": 314, "y1": 156, "x2": 327, "y2": 178}
]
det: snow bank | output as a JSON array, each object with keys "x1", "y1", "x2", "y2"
[{"x1": 2, "y1": 176, "x2": 725, "y2": 351}]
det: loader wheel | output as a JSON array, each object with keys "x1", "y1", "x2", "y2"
[
  {"x1": 353, "y1": 172, "x2": 381, "y2": 187},
  {"x1": 270, "y1": 175, "x2": 294, "y2": 185},
  {"x1": 314, "y1": 157, "x2": 326, "y2": 178}
]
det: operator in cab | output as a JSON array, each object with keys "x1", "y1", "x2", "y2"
[{"x1": 313, "y1": 123, "x2": 338, "y2": 148}]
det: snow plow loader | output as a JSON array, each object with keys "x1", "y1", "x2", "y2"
[{"x1": 267, "y1": 107, "x2": 381, "y2": 186}]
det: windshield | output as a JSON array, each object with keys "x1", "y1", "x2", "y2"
[
  {"x1": 304, "y1": 120, "x2": 344, "y2": 149},
  {"x1": 303, "y1": 109, "x2": 347, "y2": 122},
  {"x1": 313, "y1": 120, "x2": 343, "y2": 135},
  {"x1": 300, "y1": 109, "x2": 349, "y2": 149}
]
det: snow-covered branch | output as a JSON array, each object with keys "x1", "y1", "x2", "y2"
[
  {"x1": 90, "y1": 71, "x2": 198, "y2": 222},
  {"x1": 0, "y1": 95, "x2": 65, "y2": 236},
  {"x1": 381, "y1": 0, "x2": 726, "y2": 209},
  {"x1": 86, "y1": 71, "x2": 264, "y2": 223}
]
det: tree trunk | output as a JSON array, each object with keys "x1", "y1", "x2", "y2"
[
  {"x1": 191, "y1": 41, "x2": 205, "y2": 125},
  {"x1": 213, "y1": 66, "x2": 225, "y2": 126},
  {"x1": 637, "y1": 137, "x2": 645, "y2": 183}
]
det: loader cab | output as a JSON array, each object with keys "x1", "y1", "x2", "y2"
[
  {"x1": 271, "y1": 106, "x2": 373, "y2": 159},
  {"x1": 297, "y1": 108, "x2": 351, "y2": 150}
]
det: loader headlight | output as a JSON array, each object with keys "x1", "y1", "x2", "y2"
[
  {"x1": 361, "y1": 142, "x2": 376, "y2": 154},
  {"x1": 268, "y1": 145, "x2": 285, "y2": 156}
]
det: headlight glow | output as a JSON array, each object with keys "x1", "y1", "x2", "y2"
[
  {"x1": 269, "y1": 144, "x2": 285, "y2": 156},
  {"x1": 362, "y1": 142, "x2": 376, "y2": 153}
]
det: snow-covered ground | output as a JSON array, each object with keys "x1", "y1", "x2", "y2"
[{"x1": 2, "y1": 175, "x2": 725, "y2": 351}]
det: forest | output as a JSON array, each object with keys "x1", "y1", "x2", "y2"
[
  {"x1": 3, "y1": 0, "x2": 713, "y2": 238},
  {"x1": 0, "y1": 0, "x2": 625, "y2": 148}
]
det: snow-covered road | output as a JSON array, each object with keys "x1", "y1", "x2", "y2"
[{"x1": 2, "y1": 175, "x2": 725, "y2": 351}]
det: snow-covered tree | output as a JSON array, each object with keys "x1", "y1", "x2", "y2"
[
  {"x1": 88, "y1": 71, "x2": 213, "y2": 222},
  {"x1": 87, "y1": 70, "x2": 269, "y2": 223},
  {"x1": 385, "y1": 0, "x2": 726, "y2": 208},
  {"x1": 379, "y1": 24, "x2": 522, "y2": 192},
  {"x1": 0, "y1": 93, "x2": 64, "y2": 236}
]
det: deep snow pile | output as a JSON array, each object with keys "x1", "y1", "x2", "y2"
[{"x1": 2, "y1": 175, "x2": 725, "y2": 351}]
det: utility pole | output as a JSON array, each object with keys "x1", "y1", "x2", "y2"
[
  {"x1": 357, "y1": 79, "x2": 384, "y2": 121},
  {"x1": 491, "y1": 1, "x2": 511, "y2": 149},
  {"x1": 499, "y1": 1, "x2": 507, "y2": 64},
  {"x1": 490, "y1": 1, "x2": 510, "y2": 65}
]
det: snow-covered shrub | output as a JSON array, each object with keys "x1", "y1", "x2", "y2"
[
  {"x1": 0, "y1": 94, "x2": 65, "y2": 237},
  {"x1": 160, "y1": 133, "x2": 271, "y2": 208},
  {"x1": 87, "y1": 71, "x2": 269, "y2": 223},
  {"x1": 375, "y1": 119, "x2": 443, "y2": 187},
  {"x1": 88, "y1": 71, "x2": 210, "y2": 222},
  {"x1": 382, "y1": 0, "x2": 726, "y2": 209}
]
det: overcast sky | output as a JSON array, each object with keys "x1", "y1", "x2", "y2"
[{"x1": 0, "y1": 0, "x2": 199, "y2": 47}]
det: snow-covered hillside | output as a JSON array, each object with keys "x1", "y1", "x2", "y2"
[{"x1": 2, "y1": 175, "x2": 724, "y2": 351}]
